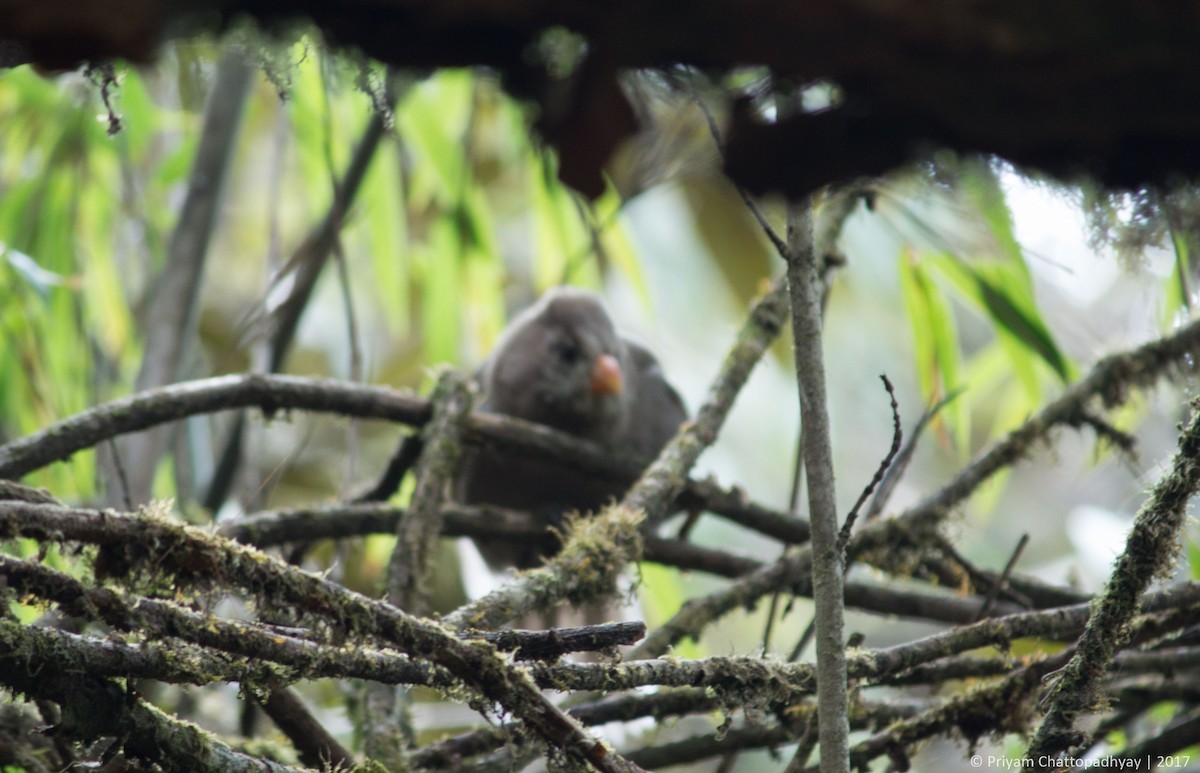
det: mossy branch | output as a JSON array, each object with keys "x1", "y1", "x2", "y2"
[
  {"x1": 1026, "y1": 399, "x2": 1200, "y2": 763},
  {"x1": 0, "y1": 502, "x2": 642, "y2": 773}
]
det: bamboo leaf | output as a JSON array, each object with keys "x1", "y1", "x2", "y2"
[
  {"x1": 2, "y1": 244, "x2": 66, "y2": 297},
  {"x1": 420, "y1": 217, "x2": 461, "y2": 364},
  {"x1": 363, "y1": 140, "x2": 410, "y2": 334},
  {"x1": 898, "y1": 249, "x2": 968, "y2": 449},
  {"x1": 398, "y1": 70, "x2": 472, "y2": 208},
  {"x1": 927, "y1": 253, "x2": 1074, "y2": 390},
  {"x1": 973, "y1": 270, "x2": 1072, "y2": 383}
]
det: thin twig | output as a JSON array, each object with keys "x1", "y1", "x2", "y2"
[
  {"x1": 354, "y1": 432, "x2": 424, "y2": 502},
  {"x1": 837, "y1": 373, "x2": 902, "y2": 552},
  {"x1": 105, "y1": 438, "x2": 132, "y2": 511},
  {"x1": 864, "y1": 387, "x2": 962, "y2": 522},
  {"x1": 977, "y1": 533, "x2": 1030, "y2": 620},
  {"x1": 686, "y1": 74, "x2": 788, "y2": 257}
]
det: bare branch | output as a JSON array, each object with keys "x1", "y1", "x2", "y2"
[
  {"x1": 118, "y1": 49, "x2": 255, "y2": 506},
  {"x1": 837, "y1": 373, "x2": 902, "y2": 550}
]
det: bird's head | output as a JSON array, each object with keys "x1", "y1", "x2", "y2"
[{"x1": 486, "y1": 288, "x2": 631, "y2": 440}]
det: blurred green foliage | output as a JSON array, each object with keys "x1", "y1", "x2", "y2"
[{"x1": 0, "y1": 34, "x2": 1146, "y2": 517}]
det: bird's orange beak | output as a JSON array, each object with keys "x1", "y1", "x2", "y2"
[{"x1": 589, "y1": 353, "x2": 624, "y2": 395}]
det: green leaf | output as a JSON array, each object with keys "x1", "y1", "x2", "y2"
[
  {"x1": 419, "y1": 217, "x2": 462, "y2": 364},
  {"x1": 973, "y1": 270, "x2": 1072, "y2": 384},
  {"x1": 530, "y1": 152, "x2": 597, "y2": 288},
  {"x1": 362, "y1": 139, "x2": 410, "y2": 334},
  {"x1": 1162, "y1": 224, "x2": 1191, "y2": 328},
  {"x1": 594, "y1": 185, "x2": 651, "y2": 308},
  {"x1": 638, "y1": 562, "x2": 703, "y2": 659},
  {"x1": 920, "y1": 160, "x2": 1077, "y2": 390},
  {"x1": 397, "y1": 69, "x2": 472, "y2": 208},
  {"x1": 956, "y1": 158, "x2": 1024, "y2": 264},
  {"x1": 530, "y1": 152, "x2": 571, "y2": 287},
  {"x1": 898, "y1": 250, "x2": 968, "y2": 449},
  {"x1": 926, "y1": 253, "x2": 1075, "y2": 390},
  {"x1": 460, "y1": 181, "x2": 498, "y2": 260},
  {"x1": 2, "y1": 244, "x2": 66, "y2": 297}
]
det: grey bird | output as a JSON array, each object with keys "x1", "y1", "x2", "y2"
[{"x1": 459, "y1": 287, "x2": 687, "y2": 569}]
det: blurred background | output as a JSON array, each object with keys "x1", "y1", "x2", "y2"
[{"x1": 2, "y1": 33, "x2": 1198, "y2": 769}]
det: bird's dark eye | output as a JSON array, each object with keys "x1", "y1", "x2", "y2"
[{"x1": 551, "y1": 339, "x2": 581, "y2": 364}]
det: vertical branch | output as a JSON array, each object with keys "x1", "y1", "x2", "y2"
[
  {"x1": 386, "y1": 370, "x2": 472, "y2": 613},
  {"x1": 202, "y1": 95, "x2": 394, "y2": 512},
  {"x1": 784, "y1": 200, "x2": 849, "y2": 773},
  {"x1": 112, "y1": 49, "x2": 255, "y2": 506},
  {"x1": 1026, "y1": 398, "x2": 1200, "y2": 762},
  {"x1": 333, "y1": 240, "x2": 364, "y2": 486},
  {"x1": 364, "y1": 369, "x2": 472, "y2": 765}
]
